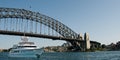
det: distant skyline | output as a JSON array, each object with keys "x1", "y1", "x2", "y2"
[{"x1": 0, "y1": 0, "x2": 120, "y2": 48}]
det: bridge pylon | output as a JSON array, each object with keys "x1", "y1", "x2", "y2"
[{"x1": 84, "y1": 32, "x2": 90, "y2": 50}]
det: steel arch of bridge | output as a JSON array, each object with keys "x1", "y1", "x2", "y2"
[{"x1": 0, "y1": 7, "x2": 78, "y2": 39}]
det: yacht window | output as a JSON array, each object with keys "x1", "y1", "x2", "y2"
[
  {"x1": 18, "y1": 46, "x2": 36, "y2": 48},
  {"x1": 21, "y1": 50, "x2": 34, "y2": 52}
]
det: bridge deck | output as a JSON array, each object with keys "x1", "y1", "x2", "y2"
[{"x1": 0, "y1": 30, "x2": 100, "y2": 44}]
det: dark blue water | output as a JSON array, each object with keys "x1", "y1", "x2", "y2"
[{"x1": 0, "y1": 51, "x2": 120, "y2": 60}]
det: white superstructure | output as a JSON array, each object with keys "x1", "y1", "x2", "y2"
[{"x1": 9, "y1": 36, "x2": 44, "y2": 58}]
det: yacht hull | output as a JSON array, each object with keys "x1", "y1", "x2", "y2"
[{"x1": 9, "y1": 49, "x2": 44, "y2": 58}]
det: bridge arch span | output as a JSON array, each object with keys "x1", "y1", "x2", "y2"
[{"x1": 0, "y1": 7, "x2": 78, "y2": 39}]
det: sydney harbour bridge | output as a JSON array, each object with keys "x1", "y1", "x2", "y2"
[{"x1": 0, "y1": 7, "x2": 100, "y2": 51}]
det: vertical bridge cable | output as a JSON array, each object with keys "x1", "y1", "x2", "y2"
[
  {"x1": 40, "y1": 17, "x2": 42, "y2": 34},
  {"x1": 48, "y1": 25, "x2": 50, "y2": 35},
  {"x1": 52, "y1": 21, "x2": 54, "y2": 36},
  {"x1": 40, "y1": 21, "x2": 42, "y2": 34},
  {"x1": 6, "y1": 18, "x2": 8, "y2": 31},
  {"x1": 5, "y1": 18, "x2": 8, "y2": 31},
  {"x1": 26, "y1": 19, "x2": 28, "y2": 33},
  {"x1": 10, "y1": 18, "x2": 12, "y2": 31},
  {"x1": 24, "y1": 19, "x2": 25, "y2": 32},
  {"x1": 0, "y1": 19, "x2": 1, "y2": 30},
  {"x1": 0, "y1": 18, "x2": 2, "y2": 30},
  {"x1": 16, "y1": 18, "x2": 18, "y2": 31},
  {"x1": 18, "y1": 19, "x2": 21, "y2": 32},
  {"x1": 47, "y1": 20, "x2": 48, "y2": 35},
  {"x1": 44, "y1": 24, "x2": 45, "y2": 35},
  {"x1": 52, "y1": 28, "x2": 53, "y2": 35},
  {"x1": 24, "y1": 19, "x2": 27, "y2": 33},
  {"x1": 8, "y1": 18, "x2": 10, "y2": 31},
  {"x1": 4, "y1": 18, "x2": 6, "y2": 30},
  {"x1": 56, "y1": 21, "x2": 58, "y2": 37},
  {"x1": 44, "y1": 19, "x2": 46, "y2": 35},
  {"x1": 35, "y1": 19, "x2": 37, "y2": 33},
  {"x1": 30, "y1": 20, "x2": 32, "y2": 33},
  {"x1": 30, "y1": 20, "x2": 33, "y2": 33},
  {"x1": 12, "y1": 18, "x2": 14, "y2": 31},
  {"x1": 21, "y1": 18, "x2": 23, "y2": 32},
  {"x1": 20, "y1": 19, "x2": 22, "y2": 32},
  {"x1": 48, "y1": 20, "x2": 51, "y2": 35}
]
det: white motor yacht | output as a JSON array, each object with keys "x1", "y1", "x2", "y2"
[{"x1": 8, "y1": 36, "x2": 44, "y2": 58}]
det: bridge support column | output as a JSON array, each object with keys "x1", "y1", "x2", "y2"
[{"x1": 84, "y1": 32, "x2": 90, "y2": 50}]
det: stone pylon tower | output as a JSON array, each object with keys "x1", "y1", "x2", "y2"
[
  {"x1": 84, "y1": 32, "x2": 90, "y2": 50},
  {"x1": 78, "y1": 33, "x2": 83, "y2": 40}
]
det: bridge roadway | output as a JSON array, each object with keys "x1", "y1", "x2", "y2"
[{"x1": 0, "y1": 30, "x2": 99, "y2": 44}]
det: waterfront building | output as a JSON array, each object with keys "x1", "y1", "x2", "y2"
[{"x1": 0, "y1": 49, "x2": 3, "y2": 52}]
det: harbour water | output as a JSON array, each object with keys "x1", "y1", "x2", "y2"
[{"x1": 0, "y1": 51, "x2": 120, "y2": 60}]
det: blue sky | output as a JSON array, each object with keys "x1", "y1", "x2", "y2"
[{"x1": 0, "y1": 0, "x2": 120, "y2": 48}]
